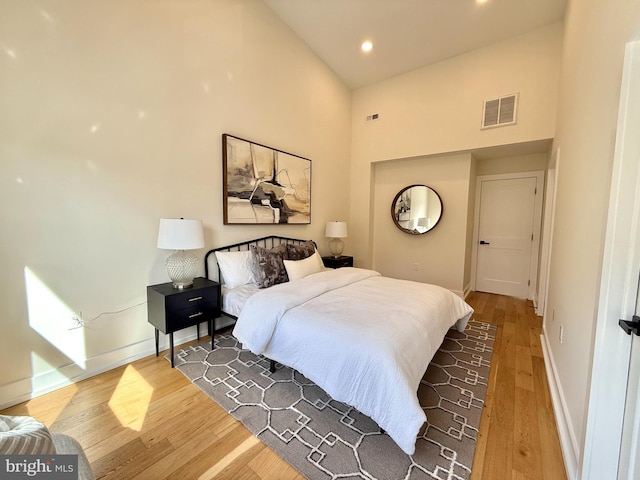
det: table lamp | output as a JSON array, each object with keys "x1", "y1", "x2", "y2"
[
  {"x1": 325, "y1": 221, "x2": 348, "y2": 258},
  {"x1": 157, "y1": 218, "x2": 205, "y2": 289}
]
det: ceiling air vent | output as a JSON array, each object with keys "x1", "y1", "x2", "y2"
[{"x1": 482, "y1": 93, "x2": 518, "y2": 129}]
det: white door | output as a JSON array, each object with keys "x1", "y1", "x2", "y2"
[
  {"x1": 475, "y1": 173, "x2": 542, "y2": 299},
  {"x1": 581, "y1": 40, "x2": 640, "y2": 479},
  {"x1": 618, "y1": 278, "x2": 640, "y2": 479},
  {"x1": 615, "y1": 39, "x2": 640, "y2": 480}
]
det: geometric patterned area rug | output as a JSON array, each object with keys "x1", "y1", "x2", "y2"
[{"x1": 171, "y1": 319, "x2": 496, "y2": 480}]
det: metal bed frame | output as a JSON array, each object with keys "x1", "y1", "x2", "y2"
[
  {"x1": 204, "y1": 235, "x2": 312, "y2": 283},
  {"x1": 203, "y1": 235, "x2": 313, "y2": 372}
]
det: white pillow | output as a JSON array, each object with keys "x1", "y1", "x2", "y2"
[
  {"x1": 214, "y1": 250, "x2": 255, "y2": 288},
  {"x1": 283, "y1": 251, "x2": 324, "y2": 281}
]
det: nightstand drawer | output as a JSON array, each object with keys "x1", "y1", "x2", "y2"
[
  {"x1": 167, "y1": 303, "x2": 218, "y2": 331},
  {"x1": 165, "y1": 288, "x2": 218, "y2": 312}
]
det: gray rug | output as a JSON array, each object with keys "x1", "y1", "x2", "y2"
[{"x1": 171, "y1": 319, "x2": 495, "y2": 480}]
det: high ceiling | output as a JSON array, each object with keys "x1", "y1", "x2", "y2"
[{"x1": 264, "y1": 0, "x2": 567, "y2": 89}]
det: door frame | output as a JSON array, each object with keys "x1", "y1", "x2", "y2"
[
  {"x1": 471, "y1": 171, "x2": 545, "y2": 301},
  {"x1": 581, "y1": 39, "x2": 640, "y2": 480},
  {"x1": 538, "y1": 152, "x2": 560, "y2": 317}
]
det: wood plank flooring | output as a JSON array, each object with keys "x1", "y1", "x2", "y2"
[
  {"x1": 1, "y1": 292, "x2": 566, "y2": 479},
  {"x1": 468, "y1": 292, "x2": 566, "y2": 480}
]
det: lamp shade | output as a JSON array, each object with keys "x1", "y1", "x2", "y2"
[
  {"x1": 157, "y1": 218, "x2": 204, "y2": 250},
  {"x1": 325, "y1": 221, "x2": 348, "y2": 238}
]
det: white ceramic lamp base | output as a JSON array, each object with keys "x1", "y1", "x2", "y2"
[
  {"x1": 165, "y1": 250, "x2": 199, "y2": 289},
  {"x1": 328, "y1": 238, "x2": 345, "y2": 258}
]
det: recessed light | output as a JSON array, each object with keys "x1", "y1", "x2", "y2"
[{"x1": 361, "y1": 41, "x2": 373, "y2": 53}]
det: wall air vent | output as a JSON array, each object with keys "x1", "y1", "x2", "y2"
[{"x1": 482, "y1": 93, "x2": 518, "y2": 129}]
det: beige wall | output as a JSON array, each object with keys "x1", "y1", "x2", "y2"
[
  {"x1": 370, "y1": 152, "x2": 548, "y2": 296},
  {"x1": 544, "y1": 0, "x2": 640, "y2": 475},
  {"x1": 350, "y1": 23, "x2": 563, "y2": 268},
  {"x1": 476, "y1": 152, "x2": 549, "y2": 176},
  {"x1": 0, "y1": 0, "x2": 352, "y2": 406},
  {"x1": 372, "y1": 153, "x2": 473, "y2": 295}
]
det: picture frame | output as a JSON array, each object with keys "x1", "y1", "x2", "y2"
[{"x1": 222, "y1": 134, "x2": 311, "y2": 225}]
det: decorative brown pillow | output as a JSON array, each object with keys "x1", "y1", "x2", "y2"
[
  {"x1": 286, "y1": 240, "x2": 316, "y2": 261},
  {"x1": 250, "y1": 244, "x2": 288, "y2": 288}
]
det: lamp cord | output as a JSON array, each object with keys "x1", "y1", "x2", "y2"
[{"x1": 74, "y1": 301, "x2": 147, "y2": 329}]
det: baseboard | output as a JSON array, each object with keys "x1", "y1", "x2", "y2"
[
  {"x1": 0, "y1": 326, "x2": 204, "y2": 410},
  {"x1": 540, "y1": 331, "x2": 580, "y2": 480},
  {"x1": 452, "y1": 283, "x2": 472, "y2": 299}
]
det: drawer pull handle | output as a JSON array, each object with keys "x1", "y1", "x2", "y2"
[
  {"x1": 188, "y1": 296, "x2": 203, "y2": 302},
  {"x1": 189, "y1": 312, "x2": 203, "y2": 319}
]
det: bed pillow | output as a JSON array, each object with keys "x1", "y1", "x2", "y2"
[
  {"x1": 286, "y1": 240, "x2": 316, "y2": 261},
  {"x1": 250, "y1": 244, "x2": 288, "y2": 288},
  {"x1": 283, "y1": 251, "x2": 324, "y2": 281},
  {"x1": 214, "y1": 250, "x2": 255, "y2": 288}
]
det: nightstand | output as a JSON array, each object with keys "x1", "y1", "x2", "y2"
[
  {"x1": 322, "y1": 255, "x2": 354, "y2": 268},
  {"x1": 147, "y1": 277, "x2": 221, "y2": 367}
]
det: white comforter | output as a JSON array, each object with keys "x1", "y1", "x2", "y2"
[{"x1": 232, "y1": 267, "x2": 474, "y2": 455}]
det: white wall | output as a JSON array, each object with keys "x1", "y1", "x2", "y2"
[
  {"x1": 0, "y1": 0, "x2": 352, "y2": 407},
  {"x1": 350, "y1": 23, "x2": 563, "y2": 268},
  {"x1": 544, "y1": 0, "x2": 640, "y2": 477}
]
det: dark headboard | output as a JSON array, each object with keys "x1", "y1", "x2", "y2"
[{"x1": 204, "y1": 235, "x2": 313, "y2": 283}]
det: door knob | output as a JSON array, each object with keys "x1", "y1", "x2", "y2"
[
  {"x1": 479, "y1": 240, "x2": 490, "y2": 245},
  {"x1": 619, "y1": 315, "x2": 640, "y2": 336}
]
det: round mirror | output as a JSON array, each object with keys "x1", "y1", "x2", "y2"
[{"x1": 391, "y1": 185, "x2": 443, "y2": 235}]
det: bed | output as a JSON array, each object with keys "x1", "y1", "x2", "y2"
[
  {"x1": 204, "y1": 236, "x2": 474, "y2": 455},
  {"x1": 204, "y1": 236, "x2": 314, "y2": 321}
]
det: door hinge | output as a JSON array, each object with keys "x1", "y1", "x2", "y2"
[
  {"x1": 531, "y1": 233, "x2": 534, "y2": 241},
  {"x1": 619, "y1": 316, "x2": 640, "y2": 336},
  {"x1": 528, "y1": 280, "x2": 530, "y2": 286},
  {"x1": 535, "y1": 187, "x2": 537, "y2": 195}
]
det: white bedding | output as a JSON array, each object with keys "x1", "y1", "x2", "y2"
[
  {"x1": 222, "y1": 284, "x2": 260, "y2": 318},
  {"x1": 232, "y1": 267, "x2": 474, "y2": 455}
]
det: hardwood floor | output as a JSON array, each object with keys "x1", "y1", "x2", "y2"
[
  {"x1": 1, "y1": 292, "x2": 566, "y2": 479},
  {"x1": 467, "y1": 292, "x2": 566, "y2": 480}
]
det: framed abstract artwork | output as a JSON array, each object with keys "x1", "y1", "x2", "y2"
[{"x1": 222, "y1": 134, "x2": 311, "y2": 225}]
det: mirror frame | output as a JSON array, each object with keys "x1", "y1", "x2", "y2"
[{"x1": 391, "y1": 184, "x2": 443, "y2": 235}]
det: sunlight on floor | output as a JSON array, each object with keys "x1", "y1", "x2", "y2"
[
  {"x1": 108, "y1": 365, "x2": 153, "y2": 431},
  {"x1": 24, "y1": 267, "x2": 87, "y2": 369},
  {"x1": 198, "y1": 435, "x2": 261, "y2": 480}
]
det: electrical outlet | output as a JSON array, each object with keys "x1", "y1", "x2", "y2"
[
  {"x1": 68, "y1": 315, "x2": 82, "y2": 331},
  {"x1": 413, "y1": 263, "x2": 419, "y2": 272},
  {"x1": 559, "y1": 325, "x2": 564, "y2": 344}
]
